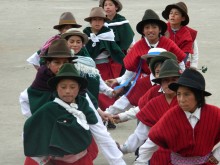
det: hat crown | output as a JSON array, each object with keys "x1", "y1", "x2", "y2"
[
  {"x1": 45, "y1": 39, "x2": 72, "y2": 58},
  {"x1": 175, "y1": 2, "x2": 188, "y2": 14},
  {"x1": 157, "y1": 51, "x2": 177, "y2": 61},
  {"x1": 142, "y1": 9, "x2": 160, "y2": 21},
  {"x1": 56, "y1": 63, "x2": 80, "y2": 77},
  {"x1": 86, "y1": 7, "x2": 107, "y2": 21},
  {"x1": 99, "y1": 0, "x2": 123, "y2": 12},
  {"x1": 158, "y1": 59, "x2": 181, "y2": 78},
  {"x1": 178, "y1": 68, "x2": 205, "y2": 91}
]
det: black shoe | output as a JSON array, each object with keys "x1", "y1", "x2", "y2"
[{"x1": 107, "y1": 121, "x2": 116, "y2": 129}]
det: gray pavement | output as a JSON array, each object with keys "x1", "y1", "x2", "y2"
[{"x1": 0, "y1": 0, "x2": 220, "y2": 164}]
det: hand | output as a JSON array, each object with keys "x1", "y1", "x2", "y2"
[
  {"x1": 45, "y1": 160, "x2": 55, "y2": 165},
  {"x1": 208, "y1": 154, "x2": 219, "y2": 164},
  {"x1": 112, "y1": 114, "x2": 128, "y2": 124},
  {"x1": 105, "y1": 79, "x2": 118, "y2": 87},
  {"x1": 112, "y1": 87, "x2": 124, "y2": 99},
  {"x1": 97, "y1": 109, "x2": 112, "y2": 122}
]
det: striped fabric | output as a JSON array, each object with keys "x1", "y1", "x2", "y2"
[{"x1": 149, "y1": 104, "x2": 220, "y2": 165}]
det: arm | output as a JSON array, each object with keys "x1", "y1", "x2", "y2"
[
  {"x1": 99, "y1": 76, "x2": 114, "y2": 98},
  {"x1": 210, "y1": 145, "x2": 220, "y2": 164},
  {"x1": 85, "y1": 93, "x2": 126, "y2": 165},
  {"x1": 190, "y1": 40, "x2": 199, "y2": 68},
  {"x1": 117, "y1": 106, "x2": 140, "y2": 122},
  {"x1": 19, "y1": 89, "x2": 32, "y2": 118},
  {"x1": 134, "y1": 138, "x2": 159, "y2": 165},
  {"x1": 120, "y1": 122, "x2": 150, "y2": 154}
]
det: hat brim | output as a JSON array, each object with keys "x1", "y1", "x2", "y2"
[
  {"x1": 48, "y1": 75, "x2": 88, "y2": 91},
  {"x1": 162, "y1": 5, "x2": 189, "y2": 26},
  {"x1": 141, "y1": 55, "x2": 158, "y2": 65},
  {"x1": 136, "y1": 19, "x2": 167, "y2": 35},
  {"x1": 53, "y1": 23, "x2": 82, "y2": 30},
  {"x1": 61, "y1": 32, "x2": 88, "y2": 45},
  {"x1": 84, "y1": 16, "x2": 110, "y2": 22},
  {"x1": 152, "y1": 73, "x2": 180, "y2": 84},
  {"x1": 169, "y1": 82, "x2": 212, "y2": 96},
  {"x1": 42, "y1": 55, "x2": 77, "y2": 61}
]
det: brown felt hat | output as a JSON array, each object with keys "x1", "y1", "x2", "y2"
[
  {"x1": 61, "y1": 28, "x2": 89, "y2": 45},
  {"x1": 53, "y1": 12, "x2": 82, "y2": 30},
  {"x1": 162, "y1": 2, "x2": 189, "y2": 26},
  {"x1": 99, "y1": 0, "x2": 123, "y2": 12},
  {"x1": 84, "y1": 7, "x2": 110, "y2": 22},
  {"x1": 42, "y1": 39, "x2": 76, "y2": 60},
  {"x1": 136, "y1": 9, "x2": 167, "y2": 36}
]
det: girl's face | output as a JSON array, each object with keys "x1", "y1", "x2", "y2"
[
  {"x1": 168, "y1": 8, "x2": 185, "y2": 27},
  {"x1": 47, "y1": 58, "x2": 70, "y2": 74},
  {"x1": 177, "y1": 86, "x2": 198, "y2": 113},
  {"x1": 161, "y1": 77, "x2": 179, "y2": 94},
  {"x1": 57, "y1": 79, "x2": 80, "y2": 104},
  {"x1": 142, "y1": 23, "x2": 161, "y2": 44},
  {"x1": 154, "y1": 63, "x2": 161, "y2": 78},
  {"x1": 90, "y1": 17, "x2": 105, "y2": 33},
  {"x1": 67, "y1": 35, "x2": 83, "y2": 54},
  {"x1": 104, "y1": 0, "x2": 118, "y2": 19}
]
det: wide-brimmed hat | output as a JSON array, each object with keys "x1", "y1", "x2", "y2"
[
  {"x1": 169, "y1": 68, "x2": 211, "y2": 96},
  {"x1": 48, "y1": 63, "x2": 88, "y2": 90},
  {"x1": 152, "y1": 59, "x2": 181, "y2": 84},
  {"x1": 53, "y1": 12, "x2": 82, "y2": 30},
  {"x1": 141, "y1": 48, "x2": 167, "y2": 64},
  {"x1": 42, "y1": 39, "x2": 76, "y2": 60},
  {"x1": 84, "y1": 7, "x2": 110, "y2": 22},
  {"x1": 149, "y1": 51, "x2": 177, "y2": 75},
  {"x1": 162, "y1": 2, "x2": 189, "y2": 26},
  {"x1": 136, "y1": 9, "x2": 167, "y2": 35},
  {"x1": 61, "y1": 28, "x2": 89, "y2": 45},
  {"x1": 99, "y1": 0, "x2": 123, "y2": 12}
]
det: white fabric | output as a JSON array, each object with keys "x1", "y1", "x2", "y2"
[
  {"x1": 116, "y1": 70, "x2": 136, "y2": 84},
  {"x1": 135, "y1": 108, "x2": 203, "y2": 164},
  {"x1": 149, "y1": 73, "x2": 156, "y2": 86},
  {"x1": 179, "y1": 61, "x2": 186, "y2": 71},
  {"x1": 85, "y1": 94, "x2": 126, "y2": 165},
  {"x1": 53, "y1": 98, "x2": 89, "y2": 130},
  {"x1": 104, "y1": 20, "x2": 129, "y2": 27},
  {"x1": 89, "y1": 30, "x2": 115, "y2": 47},
  {"x1": 19, "y1": 89, "x2": 31, "y2": 118},
  {"x1": 26, "y1": 51, "x2": 40, "y2": 66},
  {"x1": 189, "y1": 40, "x2": 199, "y2": 68},
  {"x1": 118, "y1": 106, "x2": 140, "y2": 122},
  {"x1": 73, "y1": 55, "x2": 96, "y2": 68},
  {"x1": 121, "y1": 122, "x2": 150, "y2": 154},
  {"x1": 105, "y1": 95, "x2": 133, "y2": 114},
  {"x1": 213, "y1": 146, "x2": 220, "y2": 162},
  {"x1": 144, "y1": 37, "x2": 159, "y2": 48},
  {"x1": 99, "y1": 76, "x2": 114, "y2": 97}
]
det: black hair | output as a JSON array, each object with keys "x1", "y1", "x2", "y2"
[{"x1": 189, "y1": 88, "x2": 206, "y2": 108}]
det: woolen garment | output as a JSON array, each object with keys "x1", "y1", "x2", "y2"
[
  {"x1": 83, "y1": 26, "x2": 125, "y2": 65},
  {"x1": 126, "y1": 75, "x2": 153, "y2": 106},
  {"x1": 105, "y1": 14, "x2": 134, "y2": 51},
  {"x1": 148, "y1": 104, "x2": 220, "y2": 165},
  {"x1": 186, "y1": 26, "x2": 198, "y2": 42},
  {"x1": 137, "y1": 95, "x2": 178, "y2": 165},
  {"x1": 24, "y1": 95, "x2": 98, "y2": 157},
  {"x1": 138, "y1": 85, "x2": 161, "y2": 109},
  {"x1": 123, "y1": 37, "x2": 186, "y2": 74},
  {"x1": 166, "y1": 22, "x2": 193, "y2": 54}
]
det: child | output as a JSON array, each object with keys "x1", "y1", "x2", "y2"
[
  {"x1": 162, "y1": 2, "x2": 199, "y2": 68},
  {"x1": 135, "y1": 68, "x2": 220, "y2": 165},
  {"x1": 20, "y1": 39, "x2": 126, "y2": 165},
  {"x1": 100, "y1": 0, "x2": 135, "y2": 55},
  {"x1": 23, "y1": 63, "x2": 98, "y2": 165},
  {"x1": 27, "y1": 12, "x2": 84, "y2": 69},
  {"x1": 83, "y1": 7, "x2": 125, "y2": 128}
]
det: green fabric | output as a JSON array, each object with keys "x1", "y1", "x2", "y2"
[
  {"x1": 24, "y1": 95, "x2": 98, "y2": 157},
  {"x1": 75, "y1": 46, "x2": 90, "y2": 57},
  {"x1": 107, "y1": 14, "x2": 134, "y2": 51},
  {"x1": 83, "y1": 26, "x2": 125, "y2": 65},
  {"x1": 27, "y1": 87, "x2": 54, "y2": 114}
]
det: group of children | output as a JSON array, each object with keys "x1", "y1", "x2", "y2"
[{"x1": 19, "y1": 0, "x2": 220, "y2": 164}]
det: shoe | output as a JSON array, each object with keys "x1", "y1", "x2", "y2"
[{"x1": 107, "y1": 121, "x2": 116, "y2": 129}]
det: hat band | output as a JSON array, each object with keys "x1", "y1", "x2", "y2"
[
  {"x1": 47, "y1": 51, "x2": 71, "y2": 57},
  {"x1": 59, "y1": 20, "x2": 77, "y2": 25},
  {"x1": 148, "y1": 52, "x2": 163, "y2": 55}
]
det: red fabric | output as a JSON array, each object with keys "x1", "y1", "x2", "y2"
[
  {"x1": 24, "y1": 138, "x2": 98, "y2": 165},
  {"x1": 126, "y1": 76, "x2": 152, "y2": 106},
  {"x1": 136, "y1": 95, "x2": 178, "y2": 164},
  {"x1": 167, "y1": 22, "x2": 193, "y2": 54},
  {"x1": 186, "y1": 26, "x2": 198, "y2": 42},
  {"x1": 96, "y1": 58, "x2": 121, "y2": 110},
  {"x1": 149, "y1": 104, "x2": 220, "y2": 165},
  {"x1": 138, "y1": 85, "x2": 162, "y2": 109},
  {"x1": 123, "y1": 37, "x2": 186, "y2": 74}
]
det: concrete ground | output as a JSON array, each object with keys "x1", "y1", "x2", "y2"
[{"x1": 0, "y1": 0, "x2": 219, "y2": 164}]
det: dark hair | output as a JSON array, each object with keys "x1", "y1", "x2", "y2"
[
  {"x1": 190, "y1": 88, "x2": 206, "y2": 108},
  {"x1": 152, "y1": 61, "x2": 163, "y2": 76}
]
